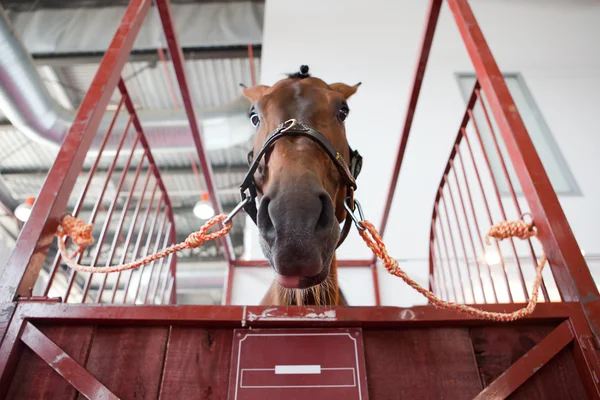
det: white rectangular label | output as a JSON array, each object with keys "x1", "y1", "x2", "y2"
[{"x1": 274, "y1": 365, "x2": 321, "y2": 375}]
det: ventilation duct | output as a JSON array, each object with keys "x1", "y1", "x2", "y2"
[{"x1": 0, "y1": 5, "x2": 259, "y2": 155}]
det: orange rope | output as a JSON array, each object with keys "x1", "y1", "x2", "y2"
[
  {"x1": 56, "y1": 214, "x2": 231, "y2": 273},
  {"x1": 56, "y1": 212, "x2": 546, "y2": 321},
  {"x1": 358, "y1": 217, "x2": 546, "y2": 321}
]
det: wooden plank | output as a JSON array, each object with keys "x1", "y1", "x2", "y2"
[
  {"x1": 510, "y1": 347, "x2": 588, "y2": 399},
  {"x1": 17, "y1": 323, "x2": 117, "y2": 399},
  {"x1": 473, "y1": 321, "x2": 574, "y2": 399},
  {"x1": 470, "y1": 322, "x2": 588, "y2": 399},
  {"x1": 469, "y1": 323, "x2": 554, "y2": 386},
  {"x1": 80, "y1": 326, "x2": 169, "y2": 400},
  {"x1": 363, "y1": 328, "x2": 482, "y2": 399},
  {"x1": 159, "y1": 327, "x2": 233, "y2": 399},
  {"x1": 6, "y1": 324, "x2": 94, "y2": 400}
]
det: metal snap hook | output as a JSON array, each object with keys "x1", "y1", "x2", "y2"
[
  {"x1": 224, "y1": 196, "x2": 252, "y2": 225},
  {"x1": 344, "y1": 197, "x2": 366, "y2": 231}
]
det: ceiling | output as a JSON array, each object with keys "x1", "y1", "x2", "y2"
[{"x1": 0, "y1": 0, "x2": 264, "y2": 304}]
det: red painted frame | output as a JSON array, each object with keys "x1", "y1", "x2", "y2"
[{"x1": 0, "y1": 0, "x2": 599, "y2": 396}]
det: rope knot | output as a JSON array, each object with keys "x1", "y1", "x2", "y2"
[
  {"x1": 485, "y1": 219, "x2": 535, "y2": 246},
  {"x1": 185, "y1": 232, "x2": 204, "y2": 248},
  {"x1": 58, "y1": 214, "x2": 94, "y2": 248}
]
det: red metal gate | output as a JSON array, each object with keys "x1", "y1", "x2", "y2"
[{"x1": 0, "y1": 0, "x2": 599, "y2": 399}]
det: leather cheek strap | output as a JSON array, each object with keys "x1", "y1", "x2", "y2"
[{"x1": 240, "y1": 121, "x2": 362, "y2": 248}]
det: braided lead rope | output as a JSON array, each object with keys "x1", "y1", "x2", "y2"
[
  {"x1": 56, "y1": 211, "x2": 546, "y2": 321},
  {"x1": 56, "y1": 214, "x2": 231, "y2": 273},
  {"x1": 358, "y1": 217, "x2": 547, "y2": 321}
]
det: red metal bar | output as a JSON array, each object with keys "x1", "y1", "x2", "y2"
[
  {"x1": 440, "y1": 192, "x2": 475, "y2": 303},
  {"x1": 448, "y1": 0, "x2": 598, "y2": 329},
  {"x1": 43, "y1": 97, "x2": 126, "y2": 296},
  {"x1": 110, "y1": 165, "x2": 152, "y2": 303},
  {"x1": 448, "y1": 163, "x2": 488, "y2": 303},
  {"x1": 473, "y1": 320, "x2": 574, "y2": 399},
  {"x1": 434, "y1": 235, "x2": 454, "y2": 302},
  {"x1": 430, "y1": 239, "x2": 447, "y2": 301},
  {"x1": 155, "y1": 0, "x2": 234, "y2": 263},
  {"x1": 159, "y1": 253, "x2": 175, "y2": 304},
  {"x1": 371, "y1": 263, "x2": 381, "y2": 306},
  {"x1": 463, "y1": 132, "x2": 513, "y2": 302},
  {"x1": 436, "y1": 205, "x2": 464, "y2": 303},
  {"x1": 147, "y1": 222, "x2": 172, "y2": 304},
  {"x1": 94, "y1": 154, "x2": 147, "y2": 303},
  {"x1": 122, "y1": 181, "x2": 159, "y2": 303},
  {"x1": 117, "y1": 81, "x2": 175, "y2": 225},
  {"x1": 455, "y1": 147, "x2": 499, "y2": 303},
  {"x1": 378, "y1": 0, "x2": 442, "y2": 243},
  {"x1": 79, "y1": 130, "x2": 141, "y2": 302},
  {"x1": 474, "y1": 88, "x2": 550, "y2": 302},
  {"x1": 6, "y1": 301, "x2": 578, "y2": 327},
  {"x1": 0, "y1": 0, "x2": 151, "y2": 303},
  {"x1": 444, "y1": 175, "x2": 481, "y2": 303},
  {"x1": 223, "y1": 264, "x2": 234, "y2": 305},
  {"x1": 157, "y1": 46, "x2": 180, "y2": 108},
  {"x1": 429, "y1": 241, "x2": 442, "y2": 300},
  {"x1": 20, "y1": 322, "x2": 119, "y2": 399},
  {"x1": 63, "y1": 117, "x2": 135, "y2": 302},
  {"x1": 468, "y1": 109, "x2": 529, "y2": 301},
  {"x1": 142, "y1": 210, "x2": 170, "y2": 304},
  {"x1": 132, "y1": 195, "x2": 164, "y2": 304},
  {"x1": 162, "y1": 276, "x2": 174, "y2": 304},
  {"x1": 428, "y1": 79, "x2": 478, "y2": 301},
  {"x1": 169, "y1": 277, "x2": 177, "y2": 304}
]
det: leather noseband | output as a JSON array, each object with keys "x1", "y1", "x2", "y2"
[{"x1": 238, "y1": 119, "x2": 363, "y2": 248}]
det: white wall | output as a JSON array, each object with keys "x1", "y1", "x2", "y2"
[{"x1": 231, "y1": 0, "x2": 600, "y2": 306}]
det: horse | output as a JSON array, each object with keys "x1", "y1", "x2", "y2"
[{"x1": 240, "y1": 65, "x2": 363, "y2": 306}]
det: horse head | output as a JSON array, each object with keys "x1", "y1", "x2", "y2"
[{"x1": 242, "y1": 65, "x2": 362, "y2": 304}]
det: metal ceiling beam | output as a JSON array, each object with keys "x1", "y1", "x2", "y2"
[
  {"x1": 0, "y1": 164, "x2": 249, "y2": 175},
  {"x1": 32, "y1": 45, "x2": 262, "y2": 67}
]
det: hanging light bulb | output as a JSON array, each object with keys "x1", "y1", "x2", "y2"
[
  {"x1": 483, "y1": 251, "x2": 501, "y2": 266},
  {"x1": 14, "y1": 196, "x2": 35, "y2": 222},
  {"x1": 193, "y1": 192, "x2": 215, "y2": 220}
]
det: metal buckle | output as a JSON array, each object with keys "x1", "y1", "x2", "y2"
[
  {"x1": 344, "y1": 197, "x2": 365, "y2": 231},
  {"x1": 280, "y1": 118, "x2": 297, "y2": 133}
]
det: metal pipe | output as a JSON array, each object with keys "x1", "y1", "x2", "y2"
[{"x1": 0, "y1": 9, "x2": 252, "y2": 155}]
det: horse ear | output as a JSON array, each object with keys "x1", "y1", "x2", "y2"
[
  {"x1": 242, "y1": 85, "x2": 270, "y2": 102},
  {"x1": 330, "y1": 82, "x2": 361, "y2": 99}
]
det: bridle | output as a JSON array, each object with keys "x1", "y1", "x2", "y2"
[{"x1": 226, "y1": 118, "x2": 363, "y2": 248}]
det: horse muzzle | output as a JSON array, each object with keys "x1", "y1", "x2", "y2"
[{"x1": 257, "y1": 184, "x2": 338, "y2": 288}]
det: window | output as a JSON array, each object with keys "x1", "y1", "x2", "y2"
[{"x1": 456, "y1": 73, "x2": 580, "y2": 196}]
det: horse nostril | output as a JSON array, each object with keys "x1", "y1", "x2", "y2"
[
  {"x1": 316, "y1": 193, "x2": 334, "y2": 233},
  {"x1": 257, "y1": 197, "x2": 275, "y2": 240}
]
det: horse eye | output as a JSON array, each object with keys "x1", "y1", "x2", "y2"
[
  {"x1": 338, "y1": 105, "x2": 349, "y2": 122},
  {"x1": 249, "y1": 111, "x2": 260, "y2": 127}
]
